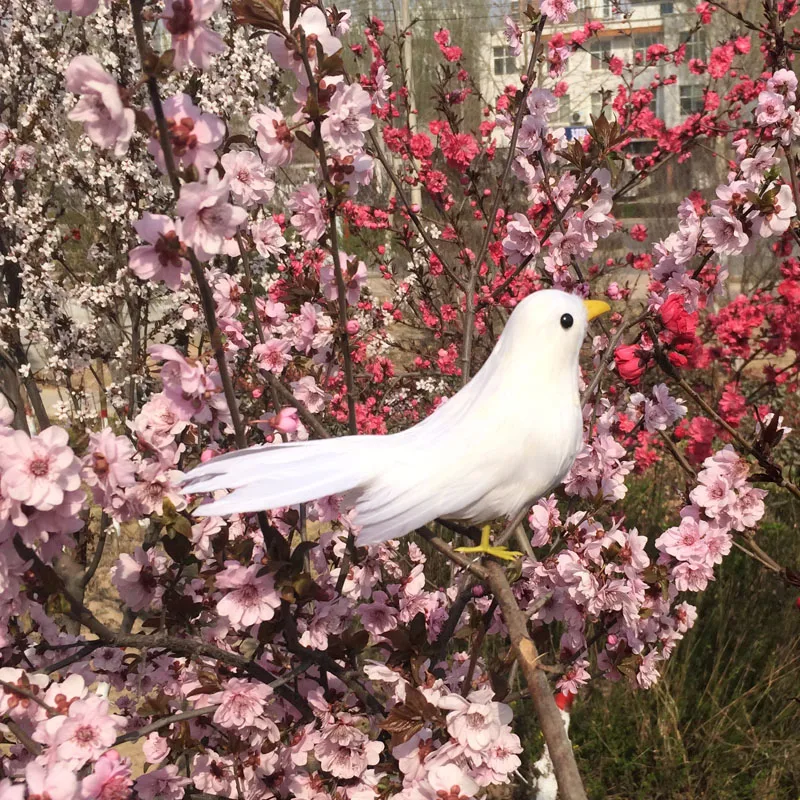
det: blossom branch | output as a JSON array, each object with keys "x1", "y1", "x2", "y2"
[
  {"x1": 484, "y1": 562, "x2": 588, "y2": 800},
  {"x1": 461, "y1": 14, "x2": 547, "y2": 384},
  {"x1": 114, "y1": 704, "x2": 219, "y2": 745},
  {"x1": 129, "y1": 0, "x2": 246, "y2": 448}
]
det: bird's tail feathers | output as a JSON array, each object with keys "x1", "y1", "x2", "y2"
[{"x1": 182, "y1": 437, "x2": 380, "y2": 518}]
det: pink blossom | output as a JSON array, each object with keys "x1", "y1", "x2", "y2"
[
  {"x1": 81, "y1": 749, "x2": 132, "y2": 800},
  {"x1": 149, "y1": 344, "x2": 206, "y2": 395},
  {"x1": 702, "y1": 207, "x2": 749, "y2": 255},
  {"x1": 148, "y1": 94, "x2": 224, "y2": 175},
  {"x1": 320, "y1": 83, "x2": 374, "y2": 155},
  {"x1": 502, "y1": 213, "x2": 540, "y2": 265},
  {"x1": 212, "y1": 677, "x2": 272, "y2": 729},
  {"x1": 134, "y1": 766, "x2": 191, "y2": 800},
  {"x1": 656, "y1": 512, "x2": 709, "y2": 563},
  {"x1": 439, "y1": 687, "x2": 513, "y2": 750},
  {"x1": 503, "y1": 15, "x2": 522, "y2": 57},
  {"x1": 267, "y1": 7, "x2": 341, "y2": 77},
  {"x1": 129, "y1": 213, "x2": 190, "y2": 290},
  {"x1": 636, "y1": 650, "x2": 663, "y2": 689},
  {"x1": 249, "y1": 106, "x2": 295, "y2": 167},
  {"x1": 420, "y1": 764, "x2": 479, "y2": 800},
  {"x1": 755, "y1": 90, "x2": 786, "y2": 126},
  {"x1": 163, "y1": 0, "x2": 226, "y2": 70},
  {"x1": 54, "y1": 0, "x2": 99, "y2": 15},
  {"x1": 4, "y1": 144, "x2": 35, "y2": 181},
  {"x1": 526, "y1": 88, "x2": 558, "y2": 119},
  {"x1": 0, "y1": 668, "x2": 50, "y2": 721},
  {"x1": 257, "y1": 297, "x2": 288, "y2": 328},
  {"x1": 528, "y1": 495, "x2": 560, "y2": 547},
  {"x1": 216, "y1": 561, "x2": 281, "y2": 628},
  {"x1": 393, "y1": 729, "x2": 432, "y2": 781},
  {"x1": 740, "y1": 146, "x2": 778, "y2": 182},
  {"x1": 65, "y1": 56, "x2": 134, "y2": 156},
  {"x1": 142, "y1": 732, "x2": 170, "y2": 763},
  {"x1": 540, "y1": 0, "x2": 576, "y2": 23},
  {"x1": 110, "y1": 546, "x2": 168, "y2": 611},
  {"x1": 0, "y1": 427, "x2": 81, "y2": 511},
  {"x1": 670, "y1": 558, "x2": 714, "y2": 592},
  {"x1": 55, "y1": 695, "x2": 123, "y2": 766},
  {"x1": 314, "y1": 718, "x2": 383, "y2": 779},
  {"x1": 251, "y1": 216, "x2": 286, "y2": 257},
  {"x1": 359, "y1": 590, "x2": 399, "y2": 635},
  {"x1": 689, "y1": 470, "x2": 736, "y2": 518},
  {"x1": 753, "y1": 184, "x2": 796, "y2": 237},
  {"x1": 92, "y1": 647, "x2": 125, "y2": 672},
  {"x1": 289, "y1": 184, "x2": 327, "y2": 243},
  {"x1": 192, "y1": 751, "x2": 233, "y2": 796},
  {"x1": 265, "y1": 407, "x2": 300, "y2": 435},
  {"x1": 176, "y1": 174, "x2": 247, "y2": 260},
  {"x1": 320, "y1": 253, "x2": 367, "y2": 305},
  {"x1": 629, "y1": 383, "x2": 687, "y2": 432},
  {"x1": 254, "y1": 336, "x2": 292, "y2": 374},
  {"x1": 212, "y1": 272, "x2": 242, "y2": 318},
  {"x1": 727, "y1": 487, "x2": 767, "y2": 531},
  {"x1": 0, "y1": 779, "x2": 23, "y2": 800},
  {"x1": 291, "y1": 375, "x2": 328, "y2": 413},
  {"x1": 221, "y1": 150, "x2": 275, "y2": 207},
  {"x1": 482, "y1": 726, "x2": 524, "y2": 782},
  {"x1": 82, "y1": 428, "x2": 137, "y2": 508},
  {"x1": 767, "y1": 67, "x2": 798, "y2": 100},
  {"x1": 372, "y1": 65, "x2": 392, "y2": 108},
  {"x1": 24, "y1": 762, "x2": 78, "y2": 800}
]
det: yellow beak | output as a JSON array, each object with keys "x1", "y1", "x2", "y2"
[{"x1": 583, "y1": 299, "x2": 611, "y2": 322}]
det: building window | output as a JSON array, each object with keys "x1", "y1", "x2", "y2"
[
  {"x1": 589, "y1": 39, "x2": 611, "y2": 70},
  {"x1": 661, "y1": 2, "x2": 674, "y2": 13},
  {"x1": 557, "y1": 95, "x2": 572, "y2": 123},
  {"x1": 680, "y1": 85, "x2": 704, "y2": 115},
  {"x1": 633, "y1": 32, "x2": 658, "y2": 60},
  {"x1": 685, "y1": 32, "x2": 706, "y2": 61},
  {"x1": 493, "y1": 45, "x2": 517, "y2": 76}
]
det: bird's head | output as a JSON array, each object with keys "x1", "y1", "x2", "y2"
[{"x1": 504, "y1": 289, "x2": 611, "y2": 380}]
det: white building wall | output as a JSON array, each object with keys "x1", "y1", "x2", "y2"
[{"x1": 480, "y1": 1, "x2": 703, "y2": 135}]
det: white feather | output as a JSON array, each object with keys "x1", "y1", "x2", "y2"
[{"x1": 181, "y1": 290, "x2": 601, "y2": 547}]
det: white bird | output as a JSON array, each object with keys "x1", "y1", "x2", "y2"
[{"x1": 182, "y1": 290, "x2": 610, "y2": 559}]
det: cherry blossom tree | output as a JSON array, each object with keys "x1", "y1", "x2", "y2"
[{"x1": 1, "y1": 1, "x2": 800, "y2": 799}]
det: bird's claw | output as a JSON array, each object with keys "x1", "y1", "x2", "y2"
[
  {"x1": 455, "y1": 544, "x2": 523, "y2": 562},
  {"x1": 455, "y1": 524, "x2": 522, "y2": 561}
]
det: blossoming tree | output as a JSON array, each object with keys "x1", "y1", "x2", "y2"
[{"x1": 1, "y1": 0, "x2": 800, "y2": 798}]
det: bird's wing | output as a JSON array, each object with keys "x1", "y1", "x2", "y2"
[
  {"x1": 182, "y1": 330, "x2": 516, "y2": 540},
  {"x1": 352, "y1": 411, "x2": 513, "y2": 546},
  {"x1": 182, "y1": 436, "x2": 385, "y2": 517}
]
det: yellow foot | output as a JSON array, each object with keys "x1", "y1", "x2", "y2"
[
  {"x1": 455, "y1": 544, "x2": 523, "y2": 561},
  {"x1": 455, "y1": 524, "x2": 522, "y2": 562}
]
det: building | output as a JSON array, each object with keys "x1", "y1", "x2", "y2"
[{"x1": 480, "y1": 1, "x2": 706, "y2": 135}]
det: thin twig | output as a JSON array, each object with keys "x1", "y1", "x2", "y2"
[
  {"x1": 0, "y1": 678, "x2": 55, "y2": 714},
  {"x1": 461, "y1": 15, "x2": 547, "y2": 385},
  {"x1": 114, "y1": 704, "x2": 218, "y2": 745},
  {"x1": 81, "y1": 514, "x2": 108, "y2": 588},
  {"x1": 460, "y1": 597, "x2": 497, "y2": 696}
]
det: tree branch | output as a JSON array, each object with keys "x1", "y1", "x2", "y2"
[{"x1": 484, "y1": 562, "x2": 587, "y2": 800}]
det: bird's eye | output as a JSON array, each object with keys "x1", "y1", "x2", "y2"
[{"x1": 560, "y1": 313, "x2": 574, "y2": 330}]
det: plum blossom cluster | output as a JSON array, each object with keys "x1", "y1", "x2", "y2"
[{"x1": 1, "y1": 0, "x2": 799, "y2": 798}]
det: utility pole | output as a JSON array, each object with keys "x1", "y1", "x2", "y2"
[{"x1": 402, "y1": 0, "x2": 422, "y2": 210}]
